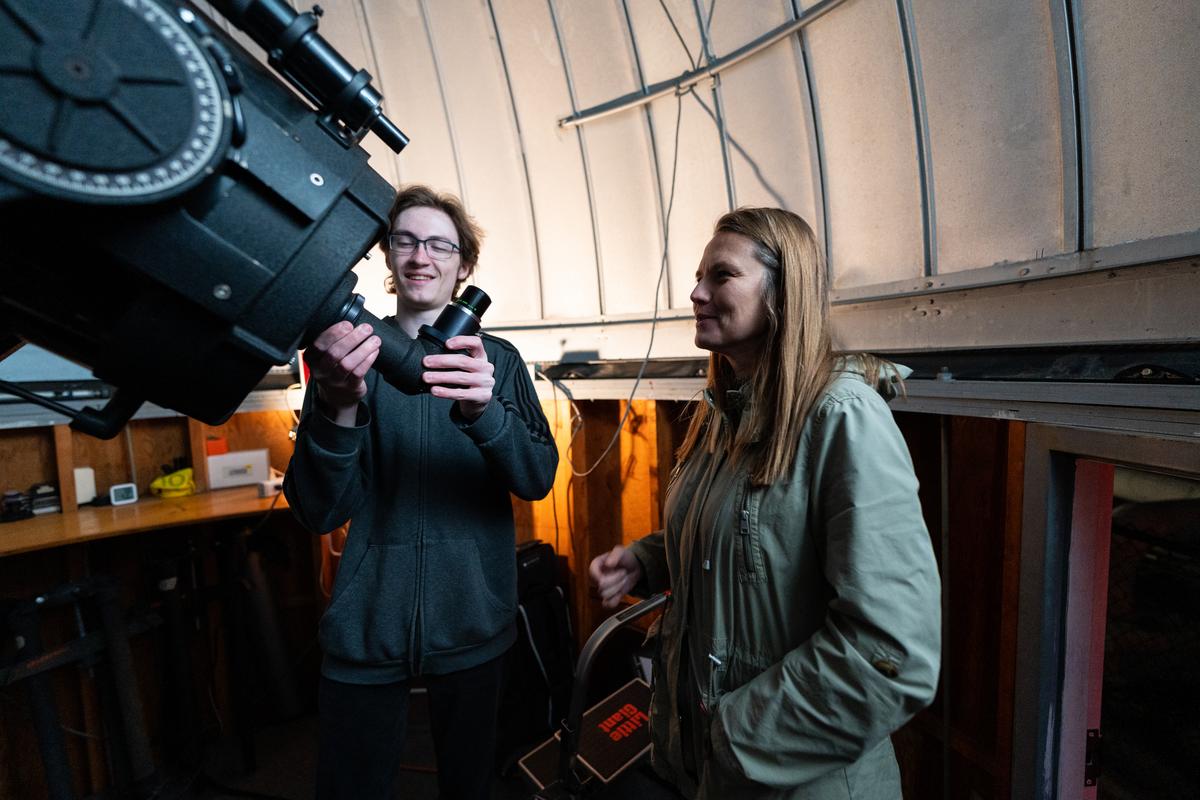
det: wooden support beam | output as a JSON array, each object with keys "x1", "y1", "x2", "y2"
[
  {"x1": 568, "y1": 400, "x2": 622, "y2": 642},
  {"x1": 523, "y1": 398, "x2": 574, "y2": 556},
  {"x1": 618, "y1": 400, "x2": 658, "y2": 545},
  {"x1": 53, "y1": 424, "x2": 77, "y2": 510},
  {"x1": 187, "y1": 417, "x2": 210, "y2": 493},
  {"x1": 994, "y1": 420, "x2": 1025, "y2": 800}
]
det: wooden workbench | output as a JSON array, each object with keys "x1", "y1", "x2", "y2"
[{"x1": 0, "y1": 486, "x2": 289, "y2": 558}]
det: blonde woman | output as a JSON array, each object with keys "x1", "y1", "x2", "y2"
[{"x1": 590, "y1": 207, "x2": 941, "y2": 799}]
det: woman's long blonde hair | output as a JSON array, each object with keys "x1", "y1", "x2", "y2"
[{"x1": 676, "y1": 207, "x2": 834, "y2": 486}]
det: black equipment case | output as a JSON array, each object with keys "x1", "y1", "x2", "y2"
[{"x1": 496, "y1": 539, "x2": 575, "y2": 770}]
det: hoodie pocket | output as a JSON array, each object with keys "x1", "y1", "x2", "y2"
[
  {"x1": 423, "y1": 539, "x2": 515, "y2": 654},
  {"x1": 320, "y1": 543, "x2": 418, "y2": 664}
]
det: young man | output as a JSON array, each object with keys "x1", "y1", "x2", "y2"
[{"x1": 285, "y1": 186, "x2": 558, "y2": 799}]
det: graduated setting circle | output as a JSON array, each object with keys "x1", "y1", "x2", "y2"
[{"x1": 0, "y1": 0, "x2": 228, "y2": 203}]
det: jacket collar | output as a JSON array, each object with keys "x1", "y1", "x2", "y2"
[{"x1": 703, "y1": 382, "x2": 760, "y2": 441}]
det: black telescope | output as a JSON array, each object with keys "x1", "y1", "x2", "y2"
[{"x1": 0, "y1": 0, "x2": 436, "y2": 437}]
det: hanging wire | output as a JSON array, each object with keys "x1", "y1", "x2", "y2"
[
  {"x1": 658, "y1": 0, "x2": 698, "y2": 69},
  {"x1": 536, "y1": 368, "x2": 583, "y2": 556},
  {"x1": 558, "y1": 87, "x2": 688, "y2": 478}
]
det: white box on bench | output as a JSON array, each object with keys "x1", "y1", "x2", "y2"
[{"x1": 207, "y1": 449, "x2": 270, "y2": 489}]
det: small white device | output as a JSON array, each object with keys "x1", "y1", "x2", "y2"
[
  {"x1": 257, "y1": 467, "x2": 286, "y2": 498},
  {"x1": 109, "y1": 482, "x2": 139, "y2": 506},
  {"x1": 74, "y1": 467, "x2": 97, "y2": 505}
]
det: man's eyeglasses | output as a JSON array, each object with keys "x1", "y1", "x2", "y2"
[{"x1": 388, "y1": 233, "x2": 461, "y2": 261}]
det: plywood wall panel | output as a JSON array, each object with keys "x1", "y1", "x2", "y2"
[{"x1": 0, "y1": 428, "x2": 55, "y2": 493}]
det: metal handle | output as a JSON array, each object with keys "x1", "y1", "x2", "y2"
[{"x1": 558, "y1": 591, "x2": 670, "y2": 791}]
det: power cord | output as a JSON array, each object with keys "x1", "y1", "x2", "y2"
[{"x1": 556, "y1": 88, "x2": 688, "y2": 478}]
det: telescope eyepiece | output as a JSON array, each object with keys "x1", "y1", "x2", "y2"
[
  {"x1": 207, "y1": 0, "x2": 408, "y2": 152},
  {"x1": 418, "y1": 287, "x2": 492, "y2": 352}
]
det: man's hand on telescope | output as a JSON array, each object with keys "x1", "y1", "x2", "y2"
[
  {"x1": 422, "y1": 335, "x2": 494, "y2": 421},
  {"x1": 305, "y1": 321, "x2": 381, "y2": 426}
]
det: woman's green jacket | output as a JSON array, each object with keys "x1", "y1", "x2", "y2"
[{"x1": 628, "y1": 367, "x2": 941, "y2": 799}]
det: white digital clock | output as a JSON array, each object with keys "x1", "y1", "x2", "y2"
[{"x1": 109, "y1": 483, "x2": 139, "y2": 506}]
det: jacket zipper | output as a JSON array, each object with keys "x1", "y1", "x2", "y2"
[
  {"x1": 738, "y1": 496, "x2": 755, "y2": 577},
  {"x1": 684, "y1": 452, "x2": 727, "y2": 714},
  {"x1": 409, "y1": 391, "x2": 428, "y2": 675},
  {"x1": 697, "y1": 452, "x2": 727, "y2": 574}
]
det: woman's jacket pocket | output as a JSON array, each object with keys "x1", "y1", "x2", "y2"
[{"x1": 735, "y1": 486, "x2": 766, "y2": 585}]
